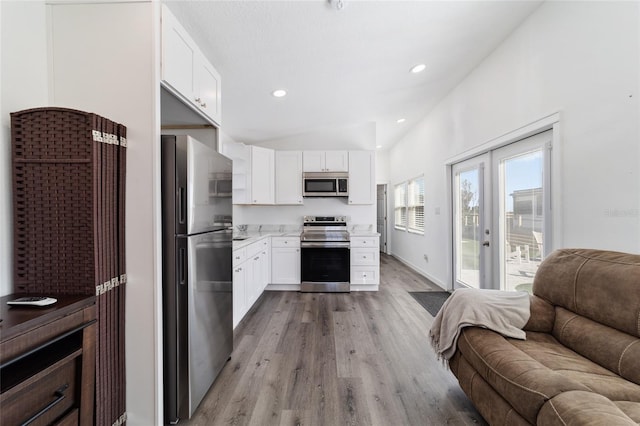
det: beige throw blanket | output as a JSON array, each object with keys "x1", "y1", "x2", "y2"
[{"x1": 429, "y1": 288, "x2": 531, "y2": 361}]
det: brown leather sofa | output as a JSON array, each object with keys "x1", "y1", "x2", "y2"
[{"x1": 449, "y1": 249, "x2": 640, "y2": 425}]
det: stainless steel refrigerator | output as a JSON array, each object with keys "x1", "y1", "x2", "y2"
[{"x1": 161, "y1": 135, "x2": 233, "y2": 424}]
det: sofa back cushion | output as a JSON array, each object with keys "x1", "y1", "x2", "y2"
[
  {"x1": 553, "y1": 307, "x2": 640, "y2": 386},
  {"x1": 533, "y1": 249, "x2": 640, "y2": 338}
]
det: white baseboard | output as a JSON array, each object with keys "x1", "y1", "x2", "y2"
[
  {"x1": 265, "y1": 284, "x2": 300, "y2": 291},
  {"x1": 266, "y1": 283, "x2": 379, "y2": 292},
  {"x1": 350, "y1": 284, "x2": 379, "y2": 291},
  {"x1": 390, "y1": 254, "x2": 448, "y2": 290}
]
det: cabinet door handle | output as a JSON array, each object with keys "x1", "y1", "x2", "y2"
[
  {"x1": 21, "y1": 384, "x2": 69, "y2": 426},
  {"x1": 195, "y1": 97, "x2": 201, "y2": 103},
  {"x1": 235, "y1": 267, "x2": 242, "y2": 272}
]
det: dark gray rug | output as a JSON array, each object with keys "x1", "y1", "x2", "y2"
[{"x1": 409, "y1": 291, "x2": 451, "y2": 317}]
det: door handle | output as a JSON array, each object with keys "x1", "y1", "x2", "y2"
[{"x1": 482, "y1": 241, "x2": 490, "y2": 247}]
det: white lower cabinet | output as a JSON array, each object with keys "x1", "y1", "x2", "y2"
[
  {"x1": 271, "y1": 237, "x2": 301, "y2": 284},
  {"x1": 232, "y1": 262, "x2": 246, "y2": 329},
  {"x1": 232, "y1": 246, "x2": 247, "y2": 329},
  {"x1": 232, "y1": 237, "x2": 270, "y2": 329},
  {"x1": 350, "y1": 236, "x2": 380, "y2": 288}
]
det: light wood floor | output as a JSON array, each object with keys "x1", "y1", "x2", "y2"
[{"x1": 183, "y1": 254, "x2": 487, "y2": 426}]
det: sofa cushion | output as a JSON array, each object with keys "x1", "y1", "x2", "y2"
[
  {"x1": 533, "y1": 249, "x2": 640, "y2": 338},
  {"x1": 537, "y1": 391, "x2": 637, "y2": 425},
  {"x1": 523, "y1": 295, "x2": 555, "y2": 333},
  {"x1": 457, "y1": 327, "x2": 590, "y2": 424},
  {"x1": 450, "y1": 351, "x2": 530, "y2": 426},
  {"x1": 614, "y1": 401, "x2": 640, "y2": 423},
  {"x1": 552, "y1": 307, "x2": 640, "y2": 385},
  {"x1": 511, "y1": 331, "x2": 640, "y2": 402}
]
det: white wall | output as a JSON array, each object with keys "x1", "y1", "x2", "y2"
[
  {"x1": 0, "y1": 1, "x2": 50, "y2": 297},
  {"x1": 375, "y1": 149, "x2": 389, "y2": 184},
  {"x1": 48, "y1": 2, "x2": 161, "y2": 424},
  {"x1": 258, "y1": 121, "x2": 376, "y2": 151},
  {"x1": 388, "y1": 1, "x2": 640, "y2": 288}
]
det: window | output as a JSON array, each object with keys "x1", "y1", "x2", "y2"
[
  {"x1": 394, "y1": 183, "x2": 407, "y2": 230},
  {"x1": 407, "y1": 177, "x2": 424, "y2": 233},
  {"x1": 394, "y1": 176, "x2": 424, "y2": 234}
]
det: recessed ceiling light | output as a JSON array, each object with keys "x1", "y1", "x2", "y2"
[
  {"x1": 272, "y1": 89, "x2": 287, "y2": 98},
  {"x1": 376, "y1": 145, "x2": 382, "y2": 149},
  {"x1": 397, "y1": 118, "x2": 406, "y2": 124},
  {"x1": 410, "y1": 64, "x2": 426, "y2": 73}
]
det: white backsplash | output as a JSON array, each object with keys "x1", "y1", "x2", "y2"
[{"x1": 233, "y1": 197, "x2": 375, "y2": 228}]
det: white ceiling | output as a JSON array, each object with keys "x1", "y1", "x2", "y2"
[{"x1": 164, "y1": 0, "x2": 542, "y2": 150}]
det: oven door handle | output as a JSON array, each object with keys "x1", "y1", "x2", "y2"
[{"x1": 301, "y1": 242, "x2": 350, "y2": 248}]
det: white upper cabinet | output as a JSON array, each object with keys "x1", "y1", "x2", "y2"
[
  {"x1": 223, "y1": 142, "x2": 274, "y2": 205},
  {"x1": 302, "y1": 151, "x2": 349, "y2": 172},
  {"x1": 249, "y1": 146, "x2": 275, "y2": 205},
  {"x1": 194, "y1": 58, "x2": 221, "y2": 124},
  {"x1": 348, "y1": 151, "x2": 375, "y2": 205},
  {"x1": 275, "y1": 151, "x2": 303, "y2": 205},
  {"x1": 161, "y1": 5, "x2": 222, "y2": 125}
]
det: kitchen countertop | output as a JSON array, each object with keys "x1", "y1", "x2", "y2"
[
  {"x1": 349, "y1": 230, "x2": 380, "y2": 237},
  {"x1": 232, "y1": 229, "x2": 380, "y2": 250},
  {"x1": 232, "y1": 231, "x2": 301, "y2": 250}
]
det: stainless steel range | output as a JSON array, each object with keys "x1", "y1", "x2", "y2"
[{"x1": 300, "y1": 216, "x2": 350, "y2": 292}]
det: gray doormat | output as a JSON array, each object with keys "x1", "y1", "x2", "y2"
[{"x1": 409, "y1": 291, "x2": 451, "y2": 317}]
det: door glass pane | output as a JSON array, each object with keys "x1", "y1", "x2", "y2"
[
  {"x1": 501, "y1": 149, "x2": 544, "y2": 292},
  {"x1": 456, "y1": 169, "x2": 481, "y2": 288}
]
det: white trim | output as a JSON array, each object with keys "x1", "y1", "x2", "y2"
[
  {"x1": 445, "y1": 112, "x2": 560, "y2": 165},
  {"x1": 391, "y1": 254, "x2": 447, "y2": 290}
]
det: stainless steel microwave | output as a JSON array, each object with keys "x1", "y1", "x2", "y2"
[{"x1": 303, "y1": 172, "x2": 348, "y2": 197}]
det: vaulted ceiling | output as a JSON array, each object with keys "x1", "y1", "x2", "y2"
[{"x1": 164, "y1": 0, "x2": 542, "y2": 150}]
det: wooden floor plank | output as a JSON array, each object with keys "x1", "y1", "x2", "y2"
[{"x1": 182, "y1": 254, "x2": 487, "y2": 426}]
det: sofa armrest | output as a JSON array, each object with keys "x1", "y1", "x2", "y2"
[
  {"x1": 523, "y1": 295, "x2": 555, "y2": 333},
  {"x1": 538, "y1": 391, "x2": 637, "y2": 425}
]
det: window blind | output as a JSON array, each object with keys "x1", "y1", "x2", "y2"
[
  {"x1": 408, "y1": 177, "x2": 424, "y2": 233},
  {"x1": 394, "y1": 183, "x2": 407, "y2": 230}
]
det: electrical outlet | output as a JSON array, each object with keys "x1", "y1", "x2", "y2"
[{"x1": 423, "y1": 254, "x2": 429, "y2": 262}]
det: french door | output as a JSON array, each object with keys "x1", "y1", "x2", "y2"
[
  {"x1": 452, "y1": 131, "x2": 551, "y2": 291},
  {"x1": 452, "y1": 154, "x2": 491, "y2": 289}
]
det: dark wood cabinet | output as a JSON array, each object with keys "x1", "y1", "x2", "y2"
[{"x1": 0, "y1": 294, "x2": 96, "y2": 426}]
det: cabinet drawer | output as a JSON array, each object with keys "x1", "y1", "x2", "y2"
[
  {"x1": 233, "y1": 247, "x2": 246, "y2": 267},
  {"x1": 246, "y1": 240, "x2": 263, "y2": 258},
  {"x1": 350, "y1": 267, "x2": 379, "y2": 285},
  {"x1": 351, "y1": 248, "x2": 379, "y2": 266},
  {"x1": 0, "y1": 310, "x2": 85, "y2": 364},
  {"x1": 350, "y1": 236, "x2": 379, "y2": 248},
  {"x1": 54, "y1": 408, "x2": 78, "y2": 426},
  {"x1": 1, "y1": 352, "x2": 79, "y2": 426},
  {"x1": 271, "y1": 237, "x2": 300, "y2": 248}
]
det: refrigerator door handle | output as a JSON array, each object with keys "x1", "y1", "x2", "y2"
[
  {"x1": 178, "y1": 186, "x2": 186, "y2": 225},
  {"x1": 178, "y1": 247, "x2": 186, "y2": 285}
]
